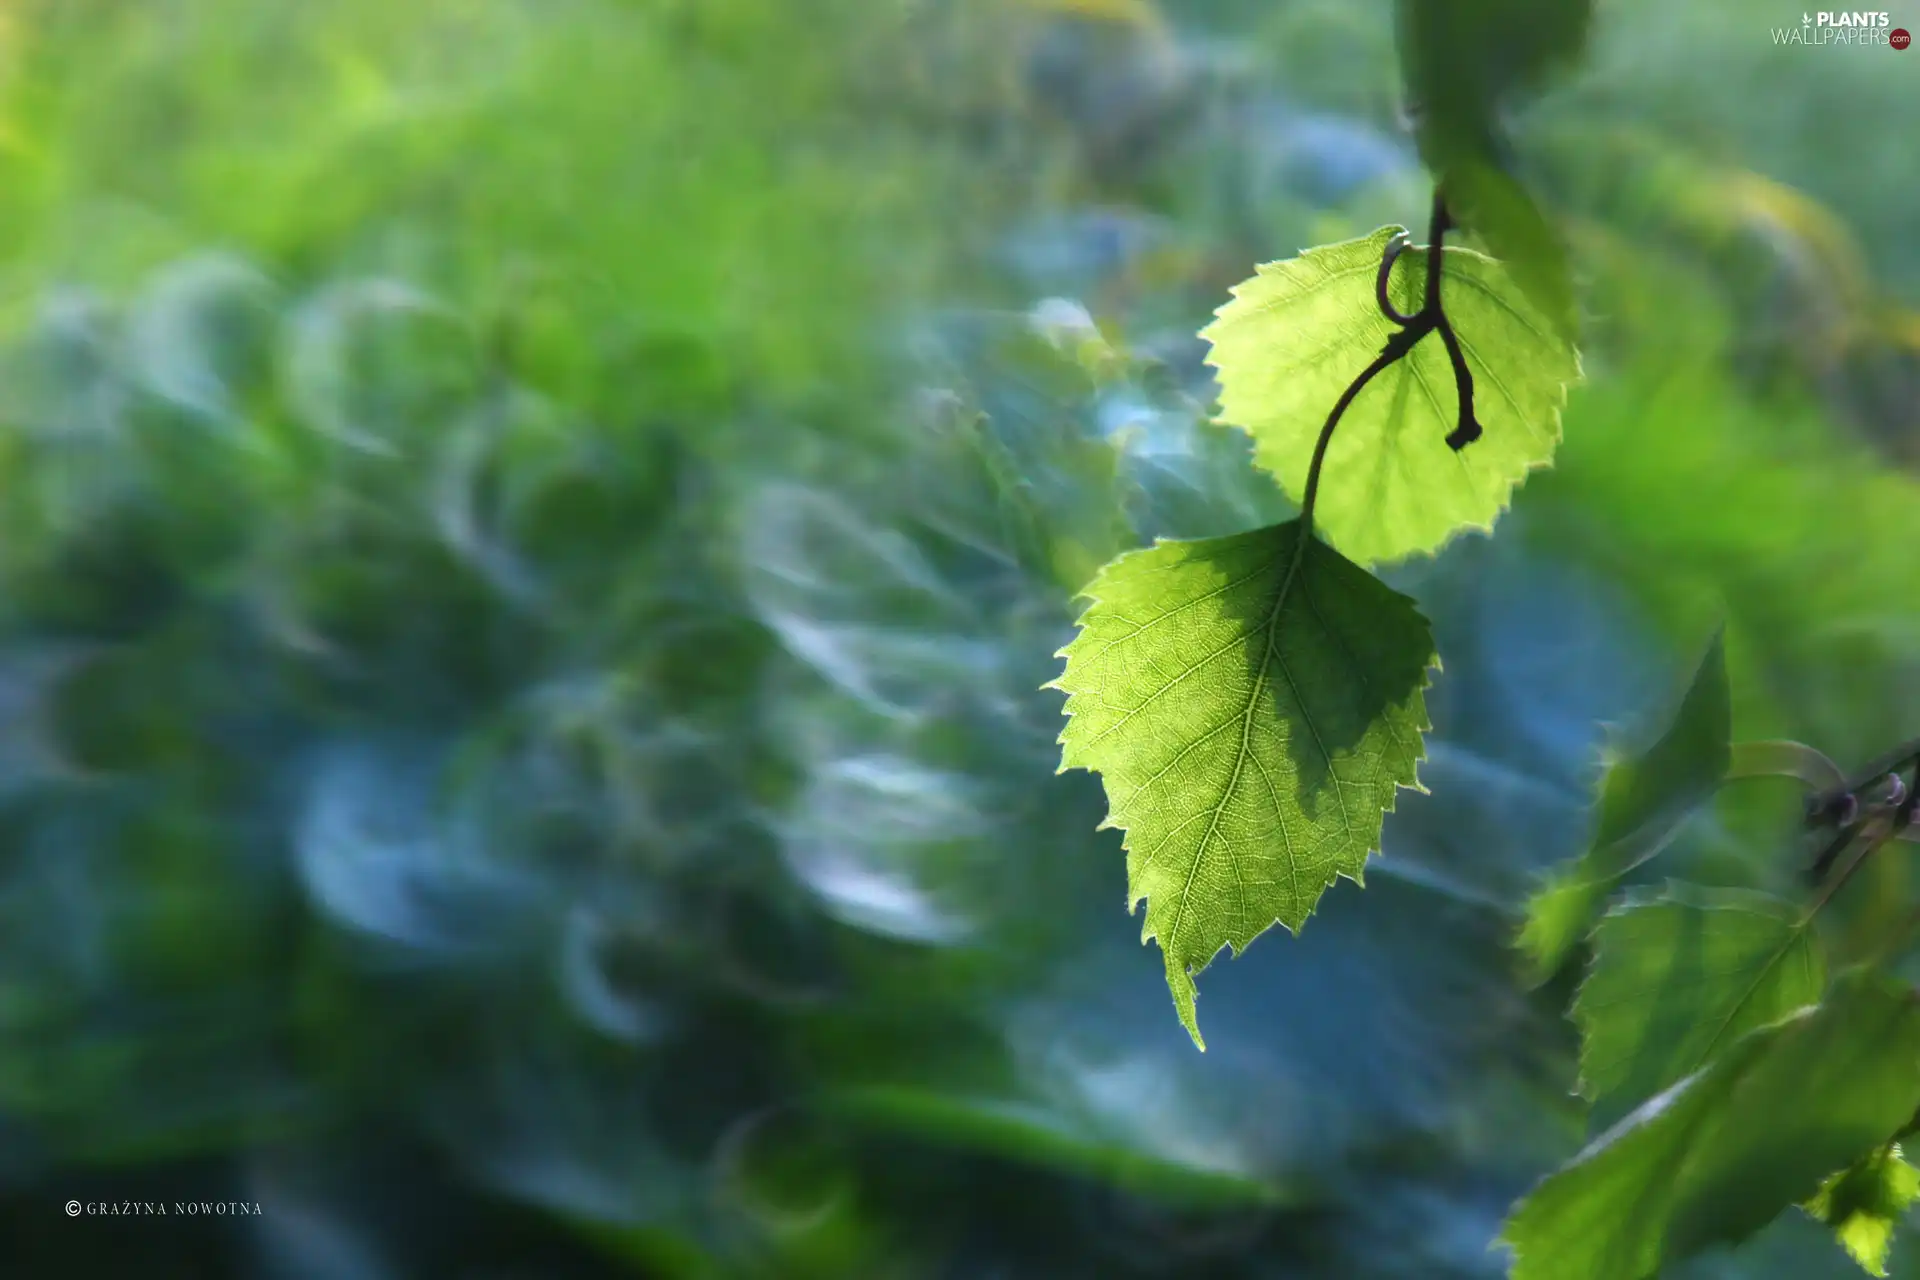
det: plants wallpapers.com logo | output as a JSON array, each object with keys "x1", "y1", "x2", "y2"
[
  {"x1": 1772, "y1": 11, "x2": 1912, "y2": 44},
  {"x1": 1808, "y1": 9, "x2": 1893, "y2": 23}
]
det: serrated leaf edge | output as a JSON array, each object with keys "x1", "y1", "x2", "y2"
[
  {"x1": 1197, "y1": 225, "x2": 1586, "y2": 569},
  {"x1": 1042, "y1": 529, "x2": 1441, "y2": 1048}
]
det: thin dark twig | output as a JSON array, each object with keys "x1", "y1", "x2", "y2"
[
  {"x1": 1847, "y1": 763, "x2": 1920, "y2": 970},
  {"x1": 1806, "y1": 758, "x2": 1920, "y2": 885},
  {"x1": 1422, "y1": 193, "x2": 1452, "y2": 313},
  {"x1": 1808, "y1": 737, "x2": 1920, "y2": 817},
  {"x1": 1839, "y1": 737, "x2": 1920, "y2": 808},
  {"x1": 1805, "y1": 739, "x2": 1920, "y2": 835},
  {"x1": 1297, "y1": 188, "x2": 1480, "y2": 540},
  {"x1": 1805, "y1": 816, "x2": 1898, "y2": 916},
  {"x1": 1437, "y1": 316, "x2": 1481, "y2": 449},
  {"x1": 1421, "y1": 193, "x2": 1481, "y2": 449},
  {"x1": 1298, "y1": 330, "x2": 1421, "y2": 533},
  {"x1": 1807, "y1": 820, "x2": 1866, "y2": 886},
  {"x1": 1375, "y1": 232, "x2": 1420, "y2": 326}
]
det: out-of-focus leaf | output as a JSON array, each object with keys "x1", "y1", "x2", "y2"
[
  {"x1": 1394, "y1": 0, "x2": 1594, "y2": 168},
  {"x1": 1573, "y1": 883, "x2": 1824, "y2": 1125},
  {"x1": 1051, "y1": 519, "x2": 1433, "y2": 1048},
  {"x1": 125, "y1": 253, "x2": 279, "y2": 423},
  {"x1": 282, "y1": 279, "x2": 478, "y2": 456},
  {"x1": 826, "y1": 1084, "x2": 1292, "y2": 1209},
  {"x1": 1202, "y1": 226, "x2": 1580, "y2": 566},
  {"x1": 1394, "y1": 0, "x2": 1590, "y2": 341},
  {"x1": 741, "y1": 483, "x2": 1013, "y2": 724},
  {"x1": 1444, "y1": 160, "x2": 1579, "y2": 344},
  {"x1": 1518, "y1": 629, "x2": 1731, "y2": 985},
  {"x1": 1802, "y1": 1144, "x2": 1920, "y2": 1278},
  {"x1": 1502, "y1": 973, "x2": 1920, "y2": 1280}
]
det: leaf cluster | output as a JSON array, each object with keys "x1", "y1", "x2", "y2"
[
  {"x1": 1505, "y1": 632, "x2": 1920, "y2": 1277},
  {"x1": 1049, "y1": 6, "x2": 1920, "y2": 1273}
]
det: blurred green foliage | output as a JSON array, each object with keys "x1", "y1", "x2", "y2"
[{"x1": 0, "y1": 0, "x2": 1913, "y2": 1277}]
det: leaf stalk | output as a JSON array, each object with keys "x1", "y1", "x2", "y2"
[{"x1": 1298, "y1": 189, "x2": 1483, "y2": 540}]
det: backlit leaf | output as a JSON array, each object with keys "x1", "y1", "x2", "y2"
[
  {"x1": 1051, "y1": 519, "x2": 1434, "y2": 1048},
  {"x1": 1803, "y1": 1144, "x2": 1920, "y2": 1278},
  {"x1": 1502, "y1": 973, "x2": 1920, "y2": 1280},
  {"x1": 1201, "y1": 226, "x2": 1580, "y2": 567}
]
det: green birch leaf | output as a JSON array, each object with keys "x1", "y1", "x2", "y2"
[
  {"x1": 1573, "y1": 883, "x2": 1825, "y2": 1126},
  {"x1": 1200, "y1": 225, "x2": 1580, "y2": 567},
  {"x1": 1518, "y1": 629, "x2": 1731, "y2": 985},
  {"x1": 1502, "y1": 973, "x2": 1920, "y2": 1280},
  {"x1": 1050, "y1": 519, "x2": 1434, "y2": 1050},
  {"x1": 1803, "y1": 1144, "x2": 1920, "y2": 1278}
]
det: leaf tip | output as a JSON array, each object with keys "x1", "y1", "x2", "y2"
[{"x1": 1167, "y1": 962, "x2": 1207, "y2": 1052}]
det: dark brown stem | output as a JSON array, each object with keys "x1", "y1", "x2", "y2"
[
  {"x1": 1437, "y1": 315, "x2": 1481, "y2": 449},
  {"x1": 1375, "y1": 232, "x2": 1420, "y2": 326},
  {"x1": 1297, "y1": 188, "x2": 1481, "y2": 540},
  {"x1": 1422, "y1": 191, "x2": 1453, "y2": 314},
  {"x1": 1808, "y1": 737, "x2": 1920, "y2": 825},
  {"x1": 1299, "y1": 329, "x2": 1423, "y2": 533}
]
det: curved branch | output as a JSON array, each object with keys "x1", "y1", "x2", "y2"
[
  {"x1": 1375, "y1": 231, "x2": 1420, "y2": 326},
  {"x1": 1299, "y1": 328, "x2": 1421, "y2": 533},
  {"x1": 1304, "y1": 186, "x2": 1483, "y2": 543}
]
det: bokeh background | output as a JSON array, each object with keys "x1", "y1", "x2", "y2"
[{"x1": 0, "y1": 1, "x2": 1917, "y2": 1276}]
